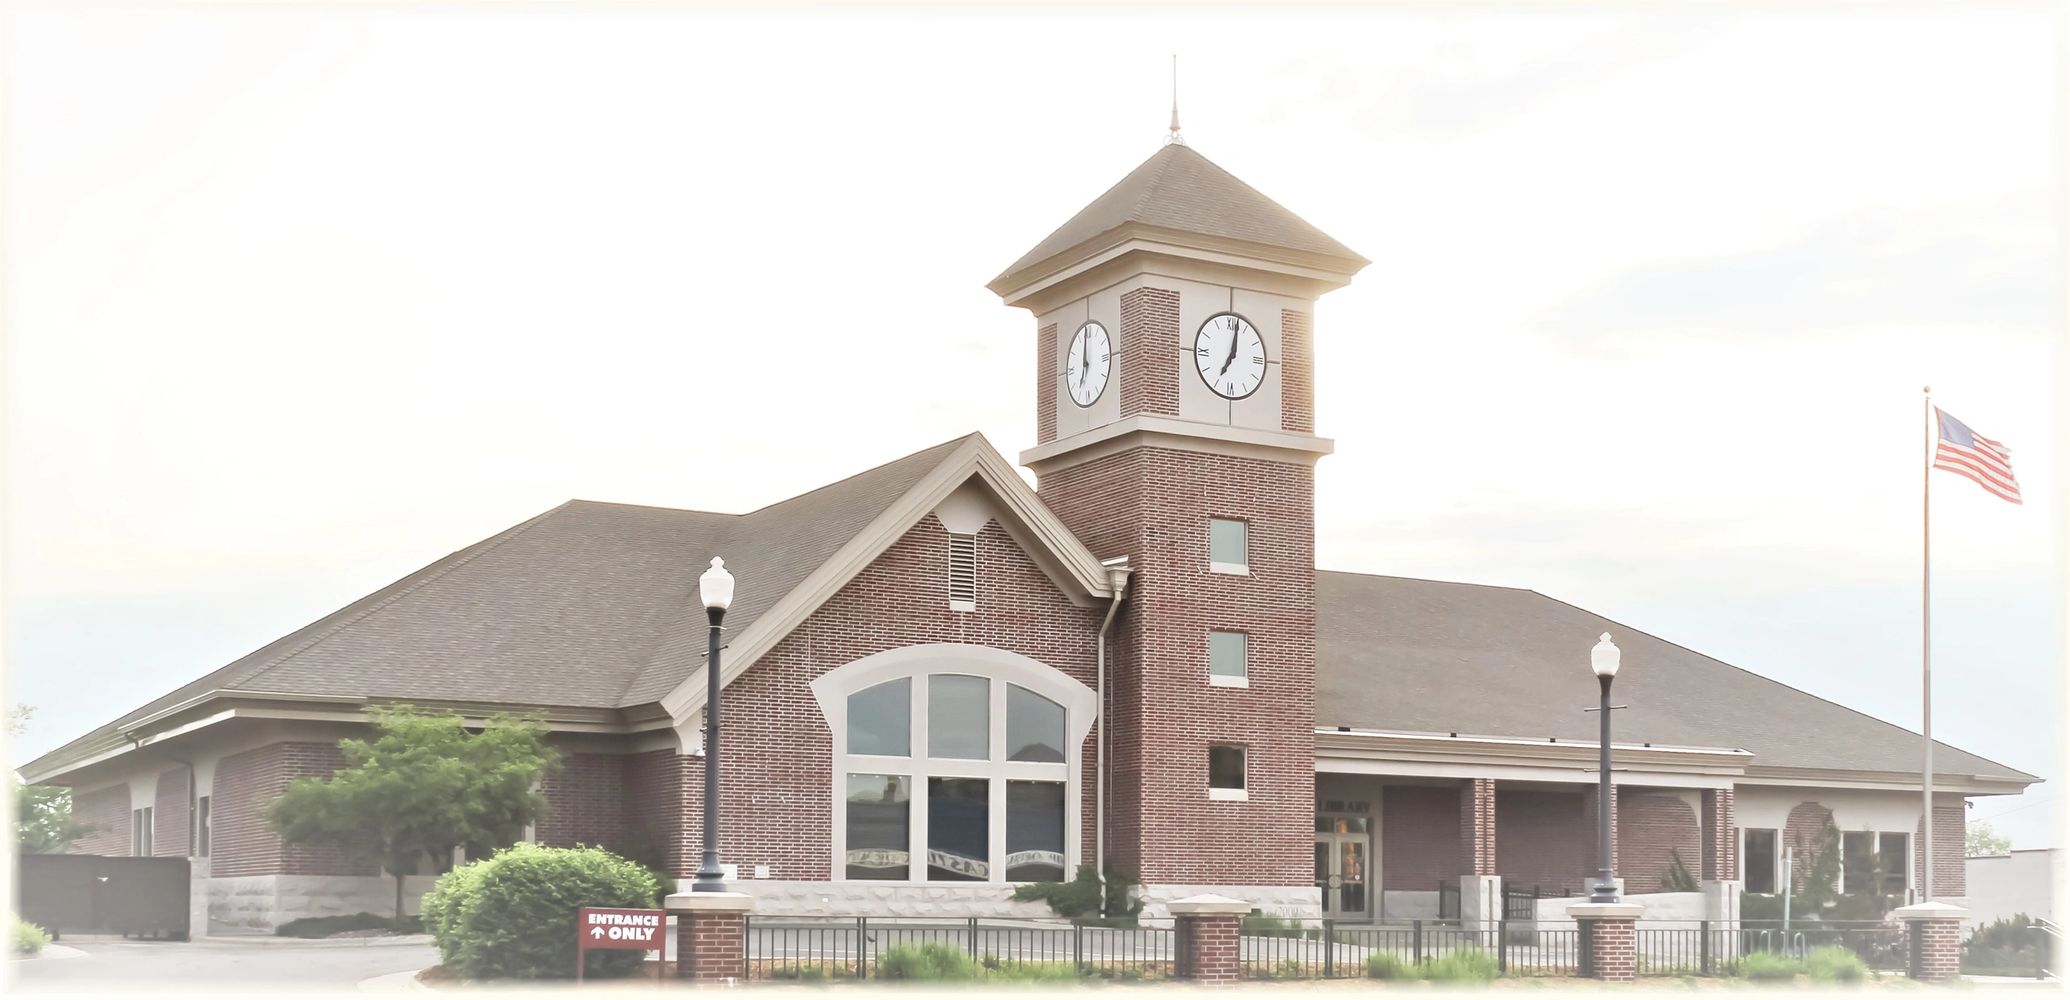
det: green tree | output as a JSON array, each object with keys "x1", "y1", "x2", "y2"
[
  {"x1": 1790, "y1": 812, "x2": 1843, "y2": 914},
  {"x1": 9, "y1": 704, "x2": 94, "y2": 853},
  {"x1": 266, "y1": 705, "x2": 558, "y2": 922},
  {"x1": 1967, "y1": 820, "x2": 2011, "y2": 857}
]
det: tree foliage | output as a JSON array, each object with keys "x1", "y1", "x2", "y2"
[
  {"x1": 1967, "y1": 820, "x2": 2011, "y2": 857},
  {"x1": 10, "y1": 704, "x2": 94, "y2": 853},
  {"x1": 266, "y1": 705, "x2": 558, "y2": 919}
]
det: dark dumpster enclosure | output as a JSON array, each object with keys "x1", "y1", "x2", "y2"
[{"x1": 18, "y1": 854, "x2": 191, "y2": 940}]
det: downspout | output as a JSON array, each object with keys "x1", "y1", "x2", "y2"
[{"x1": 1095, "y1": 560, "x2": 1130, "y2": 916}]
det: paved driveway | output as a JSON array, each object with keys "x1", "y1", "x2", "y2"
[{"x1": 10, "y1": 936, "x2": 436, "y2": 993}]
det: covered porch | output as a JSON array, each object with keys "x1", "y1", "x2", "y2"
[{"x1": 1312, "y1": 730, "x2": 1752, "y2": 925}]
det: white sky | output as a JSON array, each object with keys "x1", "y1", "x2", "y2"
[{"x1": 4, "y1": 2, "x2": 2065, "y2": 849}]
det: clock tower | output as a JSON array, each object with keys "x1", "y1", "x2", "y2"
[{"x1": 989, "y1": 139, "x2": 1366, "y2": 912}]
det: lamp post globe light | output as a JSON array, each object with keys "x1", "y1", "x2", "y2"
[
  {"x1": 1590, "y1": 632, "x2": 1622, "y2": 904},
  {"x1": 693, "y1": 556, "x2": 735, "y2": 893}
]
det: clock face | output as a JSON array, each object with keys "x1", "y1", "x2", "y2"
[
  {"x1": 1065, "y1": 321, "x2": 1112, "y2": 407},
  {"x1": 1194, "y1": 313, "x2": 1267, "y2": 400}
]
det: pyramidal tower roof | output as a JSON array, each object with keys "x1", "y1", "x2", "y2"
[{"x1": 989, "y1": 142, "x2": 1367, "y2": 298}]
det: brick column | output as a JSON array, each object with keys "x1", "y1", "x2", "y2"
[
  {"x1": 1699, "y1": 788, "x2": 1735, "y2": 881},
  {"x1": 1169, "y1": 894, "x2": 1249, "y2": 985},
  {"x1": 1460, "y1": 778, "x2": 1496, "y2": 875},
  {"x1": 665, "y1": 891, "x2": 752, "y2": 984},
  {"x1": 1569, "y1": 902, "x2": 1643, "y2": 982},
  {"x1": 1893, "y1": 901, "x2": 1967, "y2": 982}
]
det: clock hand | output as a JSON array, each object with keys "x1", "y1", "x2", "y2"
[{"x1": 1219, "y1": 320, "x2": 1240, "y2": 376}]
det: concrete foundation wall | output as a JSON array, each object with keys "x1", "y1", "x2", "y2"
[{"x1": 206, "y1": 874, "x2": 441, "y2": 931}]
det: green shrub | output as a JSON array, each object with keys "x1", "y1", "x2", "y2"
[
  {"x1": 273, "y1": 912, "x2": 421, "y2": 938},
  {"x1": 1364, "y1": 951, "x2": 1411, "y2": 979},
  {"x1": 1240, "y1": 911, "x2": 1303, "y2": 938},
  {"x1": 875, "y1": 942, "x2": 978, "y2": 981},
  {"x1": 1805, "y1": 946, "x2": 1867, "y2": 984},
  {"x1": 1425, "y1": 949, "x2": 1499, "y2": 982},
  {"x1": 13, "y1": 916, "x2": 51, "y2": 957},
  {"x1": 989, "y1": 959, "x2": 1083, "y2": 983},
  {"x1": 1010, "y1": 864, "x2": 1142, "y2": 925},
  {"x1": 1740, "y1": 951, "x2": 1802, "y2": 982},
  {"x1": 431, "y1": 843, "x2": 663, "y2": 981}
]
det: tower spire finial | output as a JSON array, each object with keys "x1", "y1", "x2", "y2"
[{"x1": 1167, "y1": 53, "x2": 1185, "y2": 145}]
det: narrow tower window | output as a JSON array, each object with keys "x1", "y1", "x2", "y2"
[
  {"x1": 1208, "y1": 745, "x2": 1248, "y2": 801},
  {"x1": 1209, "y1": 519, "x2": 1249, "y2": 574},
  {"x1": 1209, "y1": 631, "x2": 1249, "y2": 687},
  {"x1": 948, "y1": 532, "x2": 977, "y2": 611}
]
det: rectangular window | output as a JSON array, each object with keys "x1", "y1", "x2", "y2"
[
  {"x1": 1005, "y1": 781, "x2": 1066, "y2": 882},
  {"x1": 1841, "y1": 830, "x2": 1876, "y2": 894},
  {"x1": 1006, "y1": 685, "x2": 1066, "y2": 763},
  {"x1": 1209, "y1": 519, "x2": 1249, "y2": 573},
  {"x1": 1208, "y1": 631, "x2": 1248, "y2": 686},
  {"x1": 1743, "y1": 828, "x2": 1778, "y2": 893},
  {"x1": 132, "y1": 807, "x2": 154, "y2": 857},
  {"x1": 197, "y1": 796, "x2": 211, "y2": 857},
  {"x1": 844, "y1": 774, "x2": 910, "y2": 880},
  {"x1": 1878, "y1": 832, "x2": 1909, "y2": 896},
  {"x1": 927, "y1": 675, "x2": 990, "y2": 761},
  {"x1": 1208, "y1": 745, "x2": 1247, "y2": 801},
  {"x1": 847, "y1": 678, "x2": 911, "y2": 757},
  {"x1": 927, "y1": 777, "x2": 989, "y2": 881},
  {"x1": 948, "y1": 533, "x2": 977, "y2": 610}
]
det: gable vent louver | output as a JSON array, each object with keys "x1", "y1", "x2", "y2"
[{"x1": 948, "y1": 533, "x2": 977, "y2": 608}]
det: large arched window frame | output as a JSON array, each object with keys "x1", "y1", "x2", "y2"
[{"x1": 809, "y1": 643, "x2": 1098, "y2": 884}]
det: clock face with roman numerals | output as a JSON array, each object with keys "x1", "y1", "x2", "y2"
[
  {"x1": 1193, "y1": 313, "x2": 1267, "y2": 400},
  {"x1": 1065, "y1": 321, "x2": 1112, "y2": 407}
]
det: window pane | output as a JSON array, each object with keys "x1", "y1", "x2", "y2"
[
  {"x1": 1006, "y1": 781, "x2": 1066, "y2": 882},
  {"x1": 1209, "y1": 746, "x2": 1246, "y2": 790},
  {"x1": 928, "y1": 777, "x2": 989, "y2": 881},
  {"x1": 1210, "y1": 519, "x2": 1248, "y2": 565},
  {"x1": 1007, "y1": 685, "x2": 1066, "y2": 763},
  {"x1": 928, "y1": 675, "x2": 990, "y2": 760},
  {"x1": 1879, "y1": 833, "x2": 1908, "y2": 895},
  {"x1": 845, "y1": 774, "x2": 910, "y2": 880},
  {"x1": 1841, "y1": 831, "x2": 1875, "y2": 893},
  {"x1": 1744, "y1": 829, "x2": 1777, "y2": 894},
  {"x1": 848, "y1": 678, "x2": 910, "y2": 757},
  {"x1": 1209, "y1": 632, "x2": 1247, "y2": 679}
]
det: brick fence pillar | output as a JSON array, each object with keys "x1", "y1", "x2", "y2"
[
  {"x1": 665, "y1": 891, "x2": 753, "y2": 984},
  {"x1": 1893, "y1": 901, "x2": 1967, "y2": 982},
  {"x1": 1169, "y1": 894, "x2": 1250, "y2": 985},
  {"x1": 1569, "y1": 902, "x2": 1644, "y2": 983}
]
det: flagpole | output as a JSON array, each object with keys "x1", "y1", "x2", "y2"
[{"x1": 1921, "y1": 386, "x2": 1934, "y2": 902}]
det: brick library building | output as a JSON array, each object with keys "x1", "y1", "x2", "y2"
[{"x1": 22, "y1": 137, "x2": 2035, "y2": 933}]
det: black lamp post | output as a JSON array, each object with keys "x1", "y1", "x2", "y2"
[
  {"x1": 692, "y1": 556, "x2": 734, "y2": 893},
  {"x1": 1589, "y1": 632, "x2": 1623, "y2": 904}
]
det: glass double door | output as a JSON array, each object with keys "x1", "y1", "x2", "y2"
[{"x1": 1314, "y1": 816, "x2": 1371, "y2": 920}]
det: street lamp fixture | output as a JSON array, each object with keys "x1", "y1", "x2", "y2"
[
  {"x1": 1590, "y1": 632, "x2": 1621, "y2": 904},
  {"x1": 693, "y1": 556, "x2": 734, "y2": 893}
]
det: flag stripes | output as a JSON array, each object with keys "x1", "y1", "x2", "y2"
[{"x1": 1932, "y1": 408, "x2": 2022, "y2": 505}]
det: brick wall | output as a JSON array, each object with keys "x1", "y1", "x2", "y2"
[
  {"x1": 1700, "y1": 788, "x2": 1736, "y2": 881},
  {"x1": 1380, "y1": 784, "x2": 1461, "y2": 890},
  {"x1": 1279, "y1": 310, "x2": 1313, "y2": 433},
  {"x1": 1916, "y1": 795, "x2": 1965, "y2": 896},
  {"x1": 212, "y1": 742, "x2": 379, "y2": 877},
  {"x1": 677, "y1": 514, "x2": 1105, "y2": 881},
  {"x1": 71, "y1": 783, "x2": 131, "y2": 856},
  {"x1": 1040, "y1": 447, "x2": 1316, "y2": 886},
  {"x1": 1036, "y1": 322, "x2": 1058, "y2": 444},
  {"x1": 624, "y1": 749, "x2": 691, "y2": 877},
  {"x1": 1616, "y1": 792, "x2": 1700, "y2": 893},
  {"x1": 537, "y1": 752, "x2": 628, "y2": 854},
  {"x1": 1495, "y1": 789, "x2": 1588, "y2": 893},
  {"x1": 1117, "y1": 287, "x2": 1179, "y2": 419},
  {"x1": 154, "y1": 767, "x2": 192, "y2": 857}
]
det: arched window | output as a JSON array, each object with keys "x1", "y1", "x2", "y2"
[{"x1": 810, "y1": 644, "x2": 1096, "y2": 884}]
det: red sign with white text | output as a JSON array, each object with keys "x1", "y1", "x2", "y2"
[{"x1": 576, "y1": 906, "x2": 664, "y2": 982}]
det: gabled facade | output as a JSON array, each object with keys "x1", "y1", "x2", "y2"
[{"x1": 22, "y1": 138, "x2": 2036, "y2": 931}]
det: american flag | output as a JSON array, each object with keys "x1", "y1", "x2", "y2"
[{"x1": 1933, "y1": 407, "x2": 2022, "y2": 505}]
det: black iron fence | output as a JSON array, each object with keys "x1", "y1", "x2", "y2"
[
  {"x1": 1502, "y1": 884, "x2": 1581, "y2": 921},
  {"x1": 743, "y1": 917, "x2": 1175, "y2": 981}
]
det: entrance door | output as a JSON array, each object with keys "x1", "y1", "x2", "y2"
[{"x1": 1314, "y1": 816, "x2": 1372, "y2": 920}]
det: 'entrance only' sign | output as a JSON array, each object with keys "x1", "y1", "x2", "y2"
[{"x1": 575, "y1": 906, "x2": 665, "y2": 983}]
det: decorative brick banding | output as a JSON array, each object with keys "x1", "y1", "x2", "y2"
[
  {"x1": 1460, "y1": 778, "x2": 1496, "y2": 876},
  {"x1": 1700, "y1": 788, "x2": 1736, "y2": 881}
]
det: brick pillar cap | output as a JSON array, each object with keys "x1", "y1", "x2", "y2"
[
  {"x1": 1891, "y1": 901, "x2": 1968, "y2": 921},
  {"x1": 1167, "y1": 894, "x2": 1252, "y2": 916},
  {"x1": 664, "y1": 891, "x2": 754, "y2": 913},
  {"x1": 1566, "y1": 902, "x2": 1645, "y2": 919}
]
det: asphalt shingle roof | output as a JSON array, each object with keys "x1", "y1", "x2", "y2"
[
  {"x1": 993, "y1": 143, "x2": 1367, "y2": 286},
  {"x1": 1315, "y1": 570, "x2": 2035, "y2": 782}
]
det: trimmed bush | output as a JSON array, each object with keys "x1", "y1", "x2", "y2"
[
  {"x1": 1364, "y1": 950, "x2": 1411, "y2": 979},
  {"x1": 1010, "y1": 864, "x2": 1142, "y2": 925},
  {"x1": 875, "y1": 942, "x2": 978, "y2": 981},
  {"x1": 1740, "y1": 951, "x2": 1802, "y2": 982},
  {"x1": 13, "y1": 916, "x2": 51, "y2": 957},
  {"x1": 1425, "y1": 948, "x2": 1499, "y2": 983},
  {"x1": 274, "y1": 912, "x2": 421, "y2": 938},
  {"x1": 429, "y1": 843, "x2": 664, "y2": 981},
  {"x1": 1805, "y1": 945, "x2": 1867, "y2": 984}
]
